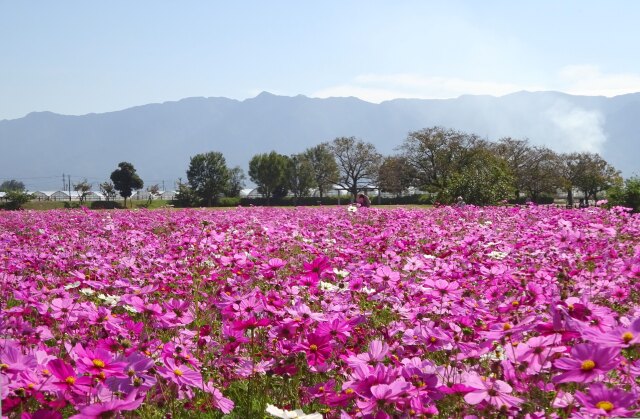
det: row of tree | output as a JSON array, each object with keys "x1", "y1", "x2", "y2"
[
  {"x1": 1, "y1": 126, "x2": 629, "y2": 208},
  {"x1": 177, "y1": 127, "x2": 624, "y2": 206}
]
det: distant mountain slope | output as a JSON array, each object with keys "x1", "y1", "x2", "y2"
[{"x1": 1, "y1": 91, "x2": 638, "y2": 190}]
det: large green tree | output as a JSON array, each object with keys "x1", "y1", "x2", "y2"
[
  {"x1": 608, "y1": 176, "x2": 640, "y2": 212},
  {"x1": 302, "y1": 143, "x2": 339, "y2": 198},
  {"x1": 444, "y1": 149, "x2": 515, "y2": 205},
  {"x1": 377, "y1": 156, "x2": 415, "y2": 197},
  {"x1": 186, "y1": 151, "x2": 230, "y2": 206},
  {"x1": 0, "y1": 179, "x2": 26, "y2": 192},
  {"x1": 573, "y1": 153, "x2": 621, "y2": 201},
  {"x1": 110, "y1": 162, "x2": 144, "y2": 208},
  {"x1": 248, "y1": 151, "x2": 289, "y2": 203},
  {"x1": 330, "y1": 137, "x2": 382, "y2": 199},
  {"x1": 225, "y1": 166, "x2": 246, "y2": 198},
  {"x1": 286, "y1": 154, "x2": 316, "y2": 203},
  {"x1": 399, "y1": 126, "x2": 488, "y2": 194},
  {"x1": 559, "y1": 152, "x2": 621, "y2": 205}
]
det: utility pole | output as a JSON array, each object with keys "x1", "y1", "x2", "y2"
[{"x1": 68, "y1": 175, "x2": 72, "y2": 201}]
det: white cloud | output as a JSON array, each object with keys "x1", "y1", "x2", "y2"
[
  {"x1": 311, "y1": 73, "x2": 540, "y2": 103},
  {"x1": 311, "y1": 67, "x2": 640, "y2": 103},
  {"x1": 558, "y1": 65, "x2": 640, "y2": 97}
]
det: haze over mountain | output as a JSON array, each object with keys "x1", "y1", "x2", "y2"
[{"x1": 1, "y1": 91, "x2": 638, "y2": 191}]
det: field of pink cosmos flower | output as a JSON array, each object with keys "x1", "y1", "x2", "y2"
[{"x1": 1, "y1": 205, "x2": 639, "y2": 418}]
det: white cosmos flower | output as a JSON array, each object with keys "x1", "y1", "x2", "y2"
[
  {"x1": 123, "y1": 305, "x2": 138, "y2": 313},
  {"x1": 333, "y1": 268, "x2": 349, "y2": 278},
  {"x1": 319, "y1": 281, "x2": 339, "y2": 292},
  {"x1": 64, "y1": 281, "x2": 81, "y2": 290},
  {"x1": 98, "y1": 293, "x2": 121, "y2": 306},
  {"x1": 347, "y1": 205, "x2": 357, "y2": 213},
  {"x1": 361, "y1": 286, "x2": 376, "y2": 295},
  {"x1": 266, "y1": 404, "x2": 322, "y2": 419},
  {"x1": 488, "y1": 251, "x2": 508, "y2": 260},
  {"x1": 79, "y1": 288, "x2": 95, "y2": 296}
]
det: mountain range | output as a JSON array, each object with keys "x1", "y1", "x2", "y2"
[{"x1": 1, "y1": 91, "x2": 638, "y2": 191}]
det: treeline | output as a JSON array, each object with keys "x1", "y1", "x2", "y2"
[
  {"x1": 2, "y1": 126, "x2": 638, "y2": 211},
  {"x1": 172, "y1": 126, "x2": 627, "y2": 207}
]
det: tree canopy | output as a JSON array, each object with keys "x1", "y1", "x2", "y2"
[
  {"x1": 110, "y1": 162, "x2": 144, "y2": 208},
  {"x1": 0, "y1": 179, "x2": 26, "y2": 192},
  {"x1": 330, "y1": 137, "x2": 382, "y2": 199},
  {"x1": 187, "y1": 151, "x2": 231, "y2": 206},
  {"x1": 302, "y1": 144, "x2": 339, "y2": 198},
  {"x1": 248, "y1": 151, "x2": 289, "y2": 202}
]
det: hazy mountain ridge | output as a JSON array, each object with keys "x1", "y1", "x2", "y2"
[{"x1": 1, "y1": 91, "x2": 638, "y2": 190}]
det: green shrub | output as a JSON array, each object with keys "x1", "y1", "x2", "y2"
[
  {"x1": 3, "y1": 191, "x2": 34, "y2": 210},
  {"x1": 90, "y1": 201, "x2": 123, "y2": 210}
]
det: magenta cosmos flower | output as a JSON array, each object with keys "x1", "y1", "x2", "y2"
[
  {"x1": 69, "y1": 390, "x2": 144, "y2": 419},
  {"x1": 47, "y1": 359, "x2": 92, "y2": 394},
  {"x1": 574, "y1": 383, "x2": 637, "y2": 417},
  {"x1": 553, "y1": 343, "x2": 619, "y2": 383},
  {"x1": 297, "y1": 332, "x2": 332, "y2": 366},
  {"x1": 463, "y1": 374, "x2": 523, "y2": 409}
]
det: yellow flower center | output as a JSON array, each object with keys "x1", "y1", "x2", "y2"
[
  {"x1": 0, "y1": 363, "x2": 8, "y2": 371},
  {"x1": 65, "y1": 376, "x2": 76, "y2": 385},
  {"x1": 345, "y1": 388, "x2": 354, "y2": 395},
  {"x1": 622, "y1": 332, "x2": 633, "y2": 343},
  {"x1": 309, "y1": 344, "x2": 318, "y2": 352},
  {"x1": 596, "y1": 400, "x2": 614, "y2": 412},
  {"x1": 430, "y1": 337, "x2": 437, "y2": 343},
  {"x1": 503, "y1": 323, "x2": 512, "y2": 331},
  {"x1": 92, "y1": 359, "x2": 105, "y2": 368},
  {"x1": 581, "y1": 359, "x2": 596, "y2": 371},
  {"x1": 511, "y1": 301, "x2": 519, "y2": 307},
  {"x1": 173, "y1": 368, "x2": 183, "y2": 376}
]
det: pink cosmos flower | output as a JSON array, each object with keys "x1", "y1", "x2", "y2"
[
  {"x1": 49, "y1": 298, "x2": 78, "y2": 321},
  {"x1": 574, "y1": 383, "x2": 637, "y2": 417},
  {"x1": 303, "y1": 256, "x2": 332, "y2": 282},
  {"x1": 580, "y1": 317, "x2": 640, "y2": 348},
  {"x1": 463, "y1": 375, "x2": 523, "y2": 409},
  {"x1": 203, "y1": 381, "x2": 235, "y2": 413},
  {"x1": 105, "y1": 352, "x2": 157, "y2": 394},
  {"x1": 0, "y1": 340, "x2": 38, "y2": 378},
  {"x1": 553, "y1": 343, "x2": 619, "y2": 383},
  {"x1": 73, "y1": 344, "x2": 126, "y2": 378},
  {"x1": 158, "y1": 358, "x2": 203, "y2": 388},
  {"x1": 347, "y1": 339, "x2": 389, "y2": 368},
  {"x1": 356, "y1": 379, "x2": 412, "y2": 415},
  {"x1": 372, "y1": 265, "x2": 400, "y2": 284},
  {"x1": 316, "y1": 317, "x2": 352, "y2": 343},
  {"x1": 515, "y1": 335, "x2": 566, "y2": 374},
  {"x1": 69, "y1": 389, "x2": 144, "y2": 418}
]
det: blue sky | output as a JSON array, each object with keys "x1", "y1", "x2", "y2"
[{"x1": 2, "y1": 1, "x2": 640, "y2": 120}]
